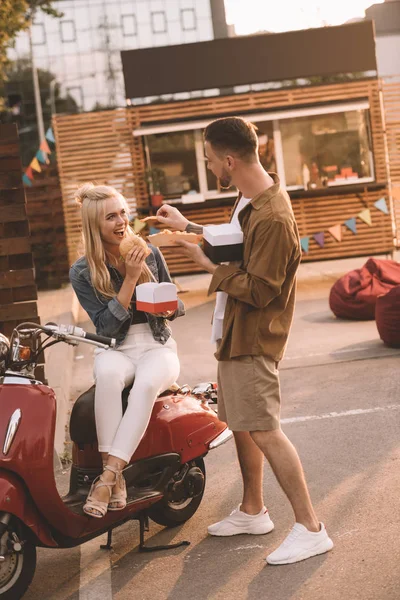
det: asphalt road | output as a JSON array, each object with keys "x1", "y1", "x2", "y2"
[{"x1": 24, "y1": 282, "x2": 400, "y2": 600}]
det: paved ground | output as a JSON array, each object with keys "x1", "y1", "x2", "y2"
[{"x1": 23, "y1": 273, "x2": 400, "y2": 600}]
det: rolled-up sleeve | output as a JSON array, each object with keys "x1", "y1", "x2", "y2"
[
  {"x1": 70, "y1": 268, "x2": 132, "y2": 337},
  {"x1": 208, "y1": 220, "x2": 296, "y2": 309}
]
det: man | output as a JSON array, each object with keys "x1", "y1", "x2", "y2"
[{"x1": 156, "y1": 117, "x2": 333, "y2": 565}]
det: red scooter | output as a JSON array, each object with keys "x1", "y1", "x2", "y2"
[{"x1": 0, "y1": 322, "x2": 231, "y2": 599}]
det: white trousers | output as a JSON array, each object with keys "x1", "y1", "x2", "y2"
[{"x1": 93, "y1": 323, "x2": 180, "y2": 462}]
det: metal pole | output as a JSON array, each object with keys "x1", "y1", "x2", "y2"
[
  {"x1": 28, "y1": 22, "x2": 45, "y2": 144},
  {"x1": 50, "y1": 79, "x2": 57, "y2": 116}
]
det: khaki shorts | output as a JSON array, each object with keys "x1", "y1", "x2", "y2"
[{"x1": 217, "y1": 355, "x2": 281, "y2": 432}]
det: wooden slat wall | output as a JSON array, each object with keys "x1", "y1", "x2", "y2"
[
  {"x1": 382, "y1": 81, "x2": 400, "y2": 245},
  {"x1": 25, "y1": 166, "x2": 69, "y2": 289},
  {"x1": 54, "y1": 79, "x2": 394, "y2": 275},
  {"x1": 53, "y1": 109, "x2": 138, "y2": 266},
  {"x1": 0, "y1": 124, "x2": 44, "y2": 380}
]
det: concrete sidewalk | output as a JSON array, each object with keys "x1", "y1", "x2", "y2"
[{"x1": 39, "y1": 251, "x2": 399, "y2": 457}]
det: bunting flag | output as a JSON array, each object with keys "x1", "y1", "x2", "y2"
[
  {"x1": 374, "y1": 197, "x2": 389, "y2": 215},
  {"x1": 328, "y1": 224, "x2": 342, "y2": 242},
  {"x1": 344, "y1": 217, "x2": 357, "y2": 234},
  {"x1": 300, "y1": 237, "x2": 309, "y2": 253},
  {"x1": 45, "y1": 127, "x2": 55, "y2": 144},
  {"x1": 36, "y1": 149, "x2": 48, "y2": 164},
  {"x1": 358, "y1": 208, "x2": 372, "y2": 226},
  {"x1": 22, "y1": 174, "x2": 33, "y2": 186},
  {"x1": 25, "y1": 166, "x2": 34, "y2": 180},
  {"x1": 149, "y1": 226, "x2": 159, "y2": 235},
  {"x1": 133, "y1": 218, "x2": 146, "y2": 233},
  {"x1": 313, "y1": 232, "x2": 325, "y2": 248},
  {"x1": 40, "y1": 139, "x2": 51, "y2": 154},
  {"x1": 30, "y1": 157, "x2": 41, "y2": 173}
]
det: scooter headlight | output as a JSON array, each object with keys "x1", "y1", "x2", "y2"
[{"x1": 0, "y1": 333, "x2": 10, "y2": 375}]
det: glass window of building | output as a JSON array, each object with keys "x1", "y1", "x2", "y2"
[
  {"x1": 31, "y1": 23, "x2": 46, "y2": 45},
  {"x1": 121, "y1": 14, "x2": 137, "y2": 36},
  {"x1": 60, "y1": 20, "x2": 77, "y2": 43},
  {"x1": 151, "y1": 11, "x2": 167, "y2": 34},
  {"x1": 145, "y1": 132, "x2": 200, "y2": 199},
  {"x1": 279, "y1": 109, "x2": 373, "y2": 189},
  {"x1": 181, "y1": 9, "x2": 197, "y2": 31}
]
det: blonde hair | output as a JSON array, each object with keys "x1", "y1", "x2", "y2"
[{"x1": 75, "y1": 183, "x2": 153, "y2": 299}]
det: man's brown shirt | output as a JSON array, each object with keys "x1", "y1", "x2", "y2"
[{"x1": 208, "y1": 174, "x2": 301, "y2": 362}]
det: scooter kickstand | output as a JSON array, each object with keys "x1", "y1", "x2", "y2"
[
  {"x1": 138, "y1": 512, "x2": 190, "y2": 553},
  {"x1": 100, "y1": 528, "x2": 113, "y2": 550}
]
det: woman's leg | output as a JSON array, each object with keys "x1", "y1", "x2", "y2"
[
  {"x1": 85, "y1": 350, "x2": 135, "y2": 514},
  {"x1": 109, "y1": 345, "x2": 180, "y2": 462},
  {"x1": 93, "y1": 349, "x2": 136, "y2": 454}
]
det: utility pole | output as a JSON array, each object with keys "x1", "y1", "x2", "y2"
[{"x1": 28, "y1": 15, "x2": 45, "y2": 144}]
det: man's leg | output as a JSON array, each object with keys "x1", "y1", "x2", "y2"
[
  {"x1": 233, "y1": 431, "x2": 264, "y2": 515},
  {"x1": 250, "y1": 429, "x2": 319, "y2": 531}
]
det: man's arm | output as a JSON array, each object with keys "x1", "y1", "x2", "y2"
[
  {"x1": 185, "y1": 222, "x2": 203, "y2": 234},
  {"x1": 208, "y1": 220, "x2": 297, "y2": 309}
]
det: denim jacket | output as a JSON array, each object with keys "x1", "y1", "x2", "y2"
[{"x1": 69, "y1": 244, "x2": 185, "y2": 347}]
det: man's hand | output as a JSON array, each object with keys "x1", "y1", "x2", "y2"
[
  {"x1": 174, "y1": 240, "x2": 218, "y2": 274},
  {"x1": 156, "y1": 205, "x2": 189, "y2": 231}
]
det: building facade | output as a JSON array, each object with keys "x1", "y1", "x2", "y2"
[
  {"x1": 7, "y1": 0, "x2": 230, "y2": 112},
  {"x1": 365, "y1": 0, "x2": 400, "y2": 78}
]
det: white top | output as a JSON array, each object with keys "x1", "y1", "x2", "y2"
[{"x1": 210, "y1": 196, "x2": 252, "y2": 344}]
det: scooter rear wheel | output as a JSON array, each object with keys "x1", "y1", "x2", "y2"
[
  {"x1": 0, "y1": 518, "x2": 36, "y2": 600},
  {"x1": 148, "y1": 458, "x2": 206, "y2": 528}
]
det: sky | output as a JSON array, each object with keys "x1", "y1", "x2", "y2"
[{"x1": 224, "y1": 0, "x2": 385, "y2": 35}]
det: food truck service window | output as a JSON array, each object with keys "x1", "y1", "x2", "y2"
[{"x1": 136, "y1": 100, "x2": 375, "y2": 202}]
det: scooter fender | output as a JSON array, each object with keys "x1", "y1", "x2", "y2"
[{"x1": 0, "y1": 469, "x2": 57, "y2": 547}]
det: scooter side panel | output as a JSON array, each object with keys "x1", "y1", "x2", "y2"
[
  {"x1": 0, "y1": 384, "x2": 88, "y2": 538},
  {"x1": 0, "y1": 469, "x2": 57, "y2": 547},
  {"x1": 131, "y1": 394, "x2": 227, "y2": 464}
]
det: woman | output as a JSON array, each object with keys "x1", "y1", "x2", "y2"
[{"x1": 70, "y1": 183, "x2": 184, "y2": 518}]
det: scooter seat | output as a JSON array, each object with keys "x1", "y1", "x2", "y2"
[{"x1": 69, "y1": 384, "x2": 133, "y2": 445}]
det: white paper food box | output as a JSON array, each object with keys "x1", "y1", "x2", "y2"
[
  {"x1": 136, "y1": 282, "x2": 178, "y2": 313},
  {"x1": 203, "y1": 224, "x2": 244, "y2": 262}
]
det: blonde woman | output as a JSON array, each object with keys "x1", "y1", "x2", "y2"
[{"x1": 70, "y1": 183, "x2": 184, "y2": 518}]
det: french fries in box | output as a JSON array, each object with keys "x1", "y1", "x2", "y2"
[{"x1": 148, "y1": 229, "x2": 202, "y2": 247}]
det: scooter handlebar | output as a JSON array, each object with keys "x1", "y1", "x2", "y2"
[{"x1": 43, "y1": 324, "x2": 116, "y2": 348}]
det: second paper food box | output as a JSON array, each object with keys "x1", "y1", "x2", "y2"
[
  {"x1": 136, "y1": 282, "x2": 178, "y2": 313},
  {"x1": 203, "y1": 224, "x2": 244, "y2": 263}
]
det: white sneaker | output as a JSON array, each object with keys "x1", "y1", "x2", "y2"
[
  {"x1": 266, "y1": 522, "x2": 333, "y2": 565},
  {"x1": 208, "y1": 505, "x2": 274, "y2": 537}
]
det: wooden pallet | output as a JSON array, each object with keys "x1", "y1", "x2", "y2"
[
  {"x1": 25, "y1": 167, "x2": 69, "y2": 289},
  {"x1": 0, "y1": 124, "x2": 44, "y2": 381}
]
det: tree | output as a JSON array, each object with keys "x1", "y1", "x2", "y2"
[
  {"x1": 0, "y1": 0, "x2": 62, "y2": 108},
  {"x1": 0, "y1": 59, "x2": 78, "y2": 166}
]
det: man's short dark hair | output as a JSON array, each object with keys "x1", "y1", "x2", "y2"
[{"x1": 204, "y1": 117, "x2": 258, "y2": 161}]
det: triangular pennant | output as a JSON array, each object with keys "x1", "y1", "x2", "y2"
[
  {"x1": 313, "y1": 232, "x2": 325, "y2": 248},
  {"x1": 22, "y1": 174, "x2": 33, "y2": 186},
  {"x1": 36, "y1": 149, "x2": 47, "y2": 164},
  {"x1": 133, "y1": 218, "x2": 146, "y2": 233},
  {"x1": 25, "y1": 166, "x2": 34, "y2": 180},
  {"x1": 374, "y1": 197, "x2": 389, "y2": 215},
  {"x1": 40, "y1": 139, "x2": 51, "y2": 154},
  {"x1": 328, "y1": 224, "x2": 342, "y2": 242},
  {"x1": 300, "y1": 237, "x2": 309, "y2": 253},
  {"x1": 344, "y1": 217, "x2": 357, "y2": 234},
  {"x1": 358, "y1": 208, "x2": 372, "y2": 226},
  {"x1": 149, "y1": 226, "x2": 159, "y2": 235},
  {"x1": 45, "y1": 127, "x2": 55, "y2": 144},
  {"x1": 30, "y1": 157, "x2": 41, "y2": 172}
]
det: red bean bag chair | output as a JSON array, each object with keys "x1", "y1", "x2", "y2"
[
  {"x1": 375, "y1": 285, "x2": 400, "y2": 347},
  {"x1": 329, "y1": 258, "x2": 400, "y2": 320}
]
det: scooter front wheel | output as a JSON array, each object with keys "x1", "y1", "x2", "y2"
[
  {"x1": 148, "y1": 458, "x2": 206, "y2": 528},
  {"x1": 0, "y1": 517, "x2": 36, "y2": 600}
]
